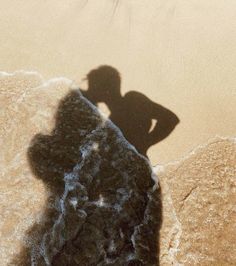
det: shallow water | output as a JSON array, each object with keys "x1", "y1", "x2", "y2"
[
  {"x1": 0, "y1": 71, "x2": 161, "y2": 265},
  {"x1": 1, "y1": 71, "x2": 235, "y2": 265}
]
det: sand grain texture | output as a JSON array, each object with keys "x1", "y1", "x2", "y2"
[{"x1": 158, "y1": 138, "x2": 236, "y2": 265}]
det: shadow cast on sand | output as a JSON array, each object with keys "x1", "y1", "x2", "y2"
[
  {"x1": 82, "y1": 66, "x2": 180, "y2": 157},
  {"x1": 12, "y1": 66, "x2": 179, "y2": 265}
]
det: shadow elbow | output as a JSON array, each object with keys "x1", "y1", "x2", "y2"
[
  {"x1": 176, "y1": 117, "x2": 180, "y2": 125},
  {"x1": 171, "y1": 114, "x2": 180, "y2": 127}
]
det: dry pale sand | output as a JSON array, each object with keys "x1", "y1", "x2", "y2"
[{"x1": 0, "y1": 0, "x2": 236, "y2": 164}]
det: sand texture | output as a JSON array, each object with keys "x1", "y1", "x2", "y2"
[
  {"x1": 1, "y1": 1, "x2": 236, "y2": 265},
  {"x1": 158, "y1": 138, "x2": 236, "y2": 265}
]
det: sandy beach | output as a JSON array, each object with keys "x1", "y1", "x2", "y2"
[
  {"x1": 0, "y1": 1, "x2": 236, "y2": 265},
  {"x1": 1, "y1": 0, "x2": 235, "y2": 165}
]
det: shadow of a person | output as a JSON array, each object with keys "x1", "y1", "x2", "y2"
[{"x1": 82, "y1": 65, "x2": 180, "y2": 157}]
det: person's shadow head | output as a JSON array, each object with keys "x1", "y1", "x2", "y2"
[
  {"x1": 83, "y1": 65, "x2": 180, "y2": 158},
  {"x1": 84, "y1": 65, "x2": 122, "y2": 104}
]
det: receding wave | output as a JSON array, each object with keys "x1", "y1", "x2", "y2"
[
  {"x1": 0, "y1": 71, "x2": 161, "y2": 265},
  {"x1": 1, "y1": 71, "x2": 235, "y2": 266}
]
